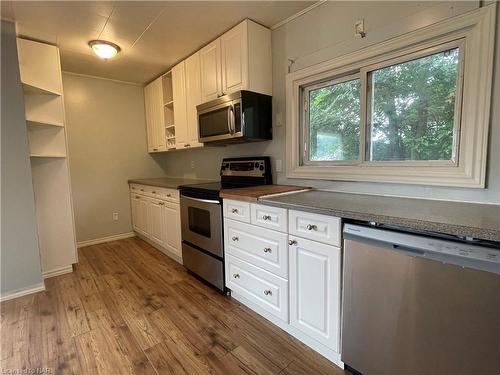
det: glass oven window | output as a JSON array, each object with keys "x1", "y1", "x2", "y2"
[
  {"x1": 199, "y1": 106, "x2": 230, "y2": 138},
  {"x1": 188, "y1": 207, "x2": 211, "y2": 238}
]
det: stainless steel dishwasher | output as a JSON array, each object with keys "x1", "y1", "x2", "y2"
[{"x1": 342, "y1": 224, "x2": 500, "y2": 375}]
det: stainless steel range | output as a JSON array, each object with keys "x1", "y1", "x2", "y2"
[{"x1": 179, "y1": 157, "x2": 272, "y2": 291}]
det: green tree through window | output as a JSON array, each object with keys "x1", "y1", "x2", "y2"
[
  {"x1": 308, "y1": 79, "x2": 360, "y2": 161},
  {"x1": 369, "y1": 48, "x2": 459, "y2": 161}
]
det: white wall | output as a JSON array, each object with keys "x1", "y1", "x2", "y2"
[
  {"x1": 1, "y1": 20, "x2": 43, "y2": 296},
  {"x1": 159, "y1": 1, "x2": 500, "y2": 204},
  {"x1": 62, "y1": 73, "x2": 168, "y2": 243}
]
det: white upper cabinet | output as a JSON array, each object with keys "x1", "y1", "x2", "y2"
[
  {"x1": 172, "y1": 61, "x2": 188, "y2": 148},
  {"x1": 200, "y1": 19, "x2": 272, "y2": 103},
  {"x1": 144, "y1": 77, "x2": 166, "y2": 152},
  {"x1": 185, "y1": 52, "x2": 203, "y2": 147},
  {"x1": 173, "y1": 55, "x2": 204, "y2": 149},
  {"x1": 200, "y1": 39, "x2": 222, "y2": 103},
  {"x1": 200, "y1": 20, "x2": 272, "y2": 102},
  {"x1": 221, "y1": 21, "x2": 248, "y2": 95}
]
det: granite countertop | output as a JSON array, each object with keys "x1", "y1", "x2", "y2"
[
  {"x1": 260, "y1": 190, "x2": 500, "y2": 242},
  {"x1": 220, "y1": 184, "x2": 311, "y2": 202},
  {"x1": 128, "y1": 177, "x2": 214, "y2": 189}
]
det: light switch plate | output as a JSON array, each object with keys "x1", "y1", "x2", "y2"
[{"x1": 275, "y1": 159, "x2": 283, "y2": 173}]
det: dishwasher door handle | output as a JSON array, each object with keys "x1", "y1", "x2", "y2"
[{"x1": 392, "y1": 244, "x2": 426, "y2": 256}]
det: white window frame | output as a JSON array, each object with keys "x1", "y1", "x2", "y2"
[{"x1": 286, "y1": 5, "x2": 496, "y2": 188}]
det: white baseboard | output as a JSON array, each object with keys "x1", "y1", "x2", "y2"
[
  {"x1": 42, "y1": 265, "x2": 73, "y2": 279},
  {"x1": 77, "y1": 232, "x2": 135, "y2": 248},
  {"x1": 0, "y1": 282, "x2": 46, "y2": 302},
  {"x1": 231, "y1": 291, "x2": 344, "y2": 369}
]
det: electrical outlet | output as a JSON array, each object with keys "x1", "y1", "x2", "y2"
[
  {"x1": 112, "y1": 212, "x2": 119, "y2": 221},
  {"x1": 191, "y1": 160, "x2": 195, "y2": 169}
]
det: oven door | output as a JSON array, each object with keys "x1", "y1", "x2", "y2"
[
  {"x1": 198, "y1": 99, "x2": 242, "y2": 143},
  {"x1": 180, "y1": 195, "x2": 223, "y2": 257}
]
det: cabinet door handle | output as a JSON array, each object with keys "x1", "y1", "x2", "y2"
[
  {"x1": 131, "y1": 187, "x2": 136, "y2": 190},
  {"x1": 263, "y1": 247, "x2": 271, "y2": 253},
  {"x1": 135, "y1": 196, "x2": 141, "y2": 199},
  {"x1": 306, "y1": 224, "x2": 317, "y2": 231},
  {"x1": 152, "y1": 191, "x2": 156, "y2": 194},
  {"x1": 232, "y1": 236, "x2": 239, "y2": 242},
  {"x1": 231, "y1": 208, "x2": 239, "y2": 214},
  {"x1": 153, "y1": 148, "x2": 158, "y2": 151},
  {"x1": 262, "y1": 215, "x2": 272, "y2": 221},
  {"x1": 263, "y1": 290, "x2": 272, "y2": 296},
  {"x1": 289, "y1": 239, "x2": 297, "y2": 246},
  {"x1": 140, "y1": 189, "x2": 144, "y2": 192},
  {"x1": 233, "y1": 274, "x2": 240, "y2": 279},
  {"x1": 184, "y1": 144, "x2": 190, "y2": 147},
  {"x1": 166, "y1": 193, "x2": 172, "y2": 197}
]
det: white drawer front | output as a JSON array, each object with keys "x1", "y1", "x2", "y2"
[
  {"x1": 224, "y1": 219, "x2": 288, "y2": 278},
  {"x1": 289, "y1": 210, "x2": 341, "y2": 246},
  {"x1": 226, "y1": 255, "x2": 288, "y2": 322},
  {"x1": 130, "y1": 184, "x2": 179, "y2": 203},
  {"x1": 158, "y1": 188, "x2": 179, "y2": 203},
  {"x1": 251, "y1": 204, "x2": 288, "y2": 233},
  {"x1": 223, "y1": 199, "x2": 250, "y2": 223}
]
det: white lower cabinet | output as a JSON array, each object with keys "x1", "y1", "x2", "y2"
[
  {"x1": 148, "y1": 198, "x2": 165, "y2": 246},
  {"x1": 130, "y1": 184, "x2": 182, "y2": 263},
  {"x1": 162, "y1": 201, "x2": 182, "y2": 258},
  {"x1": 223, "y1": 199, "x2": 343, "y2": 367},
  {"x1": 289, "y1": 235, "x2": 341, "y2": 352}
]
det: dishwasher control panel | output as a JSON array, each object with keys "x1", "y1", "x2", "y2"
[{"x1": 344, "y1": 224, "x2": 500, "y2": 275}]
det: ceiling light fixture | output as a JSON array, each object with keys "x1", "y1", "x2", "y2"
[{"x1": 88, "y1": 40, "x2": 120, "y2": 60}]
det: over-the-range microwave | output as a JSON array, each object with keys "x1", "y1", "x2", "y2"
[{"x1": 196, "y1": 90, "x2": 272, "y2": 145}]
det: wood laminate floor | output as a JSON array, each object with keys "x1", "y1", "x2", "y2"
[{"x1": 1, "y1": 237, "x2": 348, "y2": 374}]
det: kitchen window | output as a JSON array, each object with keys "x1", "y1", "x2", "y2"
[{"x1": 287, "y1": 6, "x2": 495, "y2": 187}]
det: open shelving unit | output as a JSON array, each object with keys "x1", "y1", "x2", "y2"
[
  {"x1": 162, "y1": 71, "x2": 176, "y2": 149},
  {"x1": 17, "y1": 38, "x2": 77, "y2": 278}
]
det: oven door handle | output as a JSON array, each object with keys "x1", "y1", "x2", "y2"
[{"x1": 181, "y1": 195, "x2": 221, "y2": 205}]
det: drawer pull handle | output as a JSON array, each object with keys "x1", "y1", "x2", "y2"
[
  {"x1": 306, "y1": 224, "x2": 317, "y2": 231},
  {"x1": 152, "y1": 191, "x2": 156, "y2": 194},
  {"x1": 167, "y1": 194, "x2": 172, "y2": 197},
  {"x1": 231, "y1": 208, "x2": 239, "y2": 214},
  {"x1": 135, "y1": 196, "x2": 141, "y2": 199},
  {"x1": 140, "y1": 189, "x2": 144, "y2": 192},
  {"x1": 263, "y1": 247, "x2": 271, "y2": 253},
  {"x1": 132, "y1": 187, "x2": 136, "y2": 190},
  {"x1": 262, "y1": 215, "x2": 272, "y2": 221},
  {"x1": 232, "y1": 236, "x2": 239, "y2": 242},
  {"x1": 264, "y1": 290, "x2": 272, "y2": 296},
  {"x1": 289, "y1": 239, "x2": 297, "y2": 246},
  {"x1": 233, "y1": 274, "x2": 240, "y2": 279},
  {"x1": 158, "y1": 202, "x2": 165, "y2": 206}
]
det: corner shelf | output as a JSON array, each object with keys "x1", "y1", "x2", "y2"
[
  {"x1": 22, "y1": 82, "x2": 61, "y2": 96},
  {"x1": 30, "y1": 153, "x2": 67, "y2": 158},
  {"x1": 26, "y1": 119, "x2": 64, "y2": 128}
]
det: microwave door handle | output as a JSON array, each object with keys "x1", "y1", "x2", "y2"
[
  {"x1": 227, "y1": 105, "x2": 233, "y2": 135},
  {"x1": 229, "y1": 104, "x2": 235, "y2": 135}
]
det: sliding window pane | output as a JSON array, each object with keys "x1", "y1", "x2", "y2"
[
  {"x1": 308, "y1": 78, "x2": 360, "y2": 161},
  {"x1": 368, "y1": 48, "x2": 460, "y2": 161}
]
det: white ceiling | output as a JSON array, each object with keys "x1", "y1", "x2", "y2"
[{"x1": 1, "y1": 1, "x2": 316, "y2": 84}]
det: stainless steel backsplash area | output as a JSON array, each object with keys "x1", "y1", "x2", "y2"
[{"x1": 157, "y1": 1, "x2": 500, "y2": 205}]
